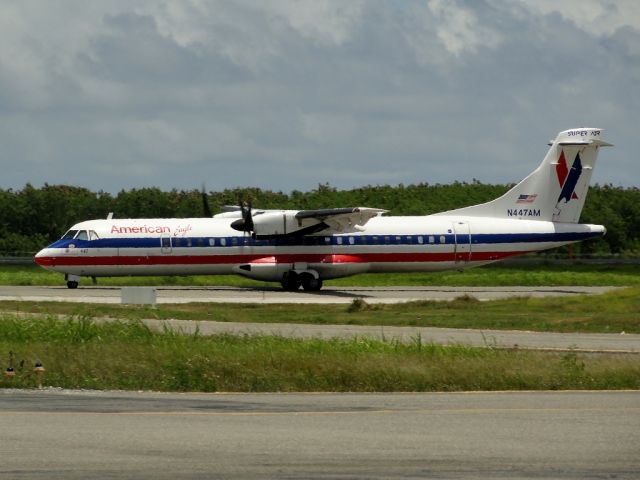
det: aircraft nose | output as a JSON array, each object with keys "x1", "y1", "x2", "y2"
[{"x1": 34, "y1": 248, "x2": 52, "y2": 267}]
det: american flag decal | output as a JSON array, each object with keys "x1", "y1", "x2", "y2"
[{"x1": 516, "y1": 194, "x2": 537, "y2": 204}]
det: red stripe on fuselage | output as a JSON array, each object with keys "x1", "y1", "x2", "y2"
[{"x1": 35, "y1": 251, "x2": 525, "y2": 267}]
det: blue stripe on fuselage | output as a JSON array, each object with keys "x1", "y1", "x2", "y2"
[{"x1": 45, "y1": 230, "x2": 602, "y2": 250}]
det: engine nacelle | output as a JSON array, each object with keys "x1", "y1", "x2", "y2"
[{"x1": 251, "y1": 211, "x2": 318, "y2": 237}]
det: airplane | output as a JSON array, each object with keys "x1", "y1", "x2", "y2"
[{"x1": 35, "y1": 127, "x2": 612, "y2": 291}]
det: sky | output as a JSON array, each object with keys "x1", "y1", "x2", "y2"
[{"x1": 0, "y1": 0, "x2": 638, "y2": 193}]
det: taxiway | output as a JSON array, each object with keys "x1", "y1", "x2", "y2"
[
  {"x1": 1, "y1": 389, "x2": 638, "y2": 479},
  {"x1": 0, "y1": 285, "x2": 620, "y2": 304}
]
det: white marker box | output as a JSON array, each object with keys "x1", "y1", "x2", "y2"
[{"x1": 121, "y1": 287, "x2": 157, "y2": 305}]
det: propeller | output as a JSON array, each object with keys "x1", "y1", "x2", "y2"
[
  {"x1": 201, "y1": 184, "x2": 213, "y2": 217},
  {"x1": 231, "y1": 196, "x2": 254, "y2": 234}
]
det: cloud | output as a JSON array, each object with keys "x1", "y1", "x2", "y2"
[
  {"x1": 0, "y1": 0, "x2": 638, "y2": 193},
  {"x1": 427, "y1": 0, "x2": 503, "y2": 56},
  {"x1": 515, "y1": 0, "x2": 640, "y2": 36}
]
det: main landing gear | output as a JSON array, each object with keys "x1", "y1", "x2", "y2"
[
  {"x1": 66, "y1": 281, "x2": 78, "y2": 289},
  {"x1": 280, "y1": 271, "x2": 323, "y2": 292}
]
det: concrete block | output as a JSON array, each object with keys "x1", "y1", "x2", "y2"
[{"x1": 121, "y1": 287, "x2": 157, "y2": 305}]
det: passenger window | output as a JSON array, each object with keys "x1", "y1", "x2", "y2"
[
  {"x1": 337, "y1": 237, "x2": 343, "y2": 245},
  {"x1": 232, "y1": 238, "x2": 238, "y2": 246},
  {"x1": 161, "y1": 237, "x2": 171, "y2": 248},
  {"x1": 417, "y1": 236, "x2": 424, "y2": 244},
  {"x1": 174, "y1": 238, "x2": 181, "y2": 247},
  {"x1": 429, "y1": 236, "x2": 435, "y2": 244},
  {"x1": 186, "y1": 238, "x2": 192, "y2": 247},
  {"x1": 221, "y1": 238, "x2": 227, "y2": 246},
  {"x1": 75, "y1": 231, "x2": 88, "y2": 241},
  {"x1": 209, "y1": 238, "x2": 215, "y2": 246},
  {"x1": 440, "y1": 235, "x2": 446, "y2": 244},
  {"x1": 349, "y1": 237, "x2": 355, "y2": 245}
]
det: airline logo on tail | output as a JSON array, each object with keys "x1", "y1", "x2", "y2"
[{"x1": 556, "y1": 150, "x2": 582, "y2": 203}]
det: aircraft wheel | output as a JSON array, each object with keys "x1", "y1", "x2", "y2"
[
  {"x1": 300, "y1": 273, "x2": 323, "y2": 291},
  {"x1": 281, "y1": 271, "x2": 301, "y2": 291},
  {"x1": 66, "y1": 281, "x2": 79, "y2": 289}
]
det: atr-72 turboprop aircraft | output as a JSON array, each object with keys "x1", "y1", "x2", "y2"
[{"x1": 35, "y1": 128, "x2": 611, "y2": 291}]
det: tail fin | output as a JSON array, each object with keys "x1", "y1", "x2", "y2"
[{"x1": 438, "y1": 128, "x2": 613, "y2": 223}]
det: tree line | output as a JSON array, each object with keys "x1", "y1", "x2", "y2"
[{"x1": 1, "y1": 182, "x2": 638, "y2": 256}]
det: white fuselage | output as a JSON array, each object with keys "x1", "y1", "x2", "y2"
[
  {"x1": 33, "y1": 127, "x2": 611, "y2": 289},
  {"x1": 35, "y1": 215, "x2": 604, "y2": 281}
]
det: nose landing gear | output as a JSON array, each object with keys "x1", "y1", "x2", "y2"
[{"x1": 64, "y1": 274, "x2": 81, "y2": 289}]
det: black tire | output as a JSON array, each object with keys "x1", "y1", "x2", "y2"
[
  {"x1": 300, "y1": 273, "x2": 323, "y2": 291},
  {"x1": 66, "y1": 281, "x2": 79, "y2": 289},
  {"x1": 280, "y1": 271, "x2": 301, "y2": 291}
]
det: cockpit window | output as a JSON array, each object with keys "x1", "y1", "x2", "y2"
[
  {"x1": 89, "y1": 230, "x2": 99, "y2": 241},
  {"x1": 62, "y1": 230, "x2": 78, "y2": 239},
  {"x1": 75, "y1": 231, "x2": 88, "y2": 241}
]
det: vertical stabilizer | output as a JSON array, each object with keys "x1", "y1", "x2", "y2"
[{"x1": 437, "y1": 128, "x2": 612, "y2": 223}]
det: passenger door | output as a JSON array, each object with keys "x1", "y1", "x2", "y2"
[
  {"x1": 453, "y1": 221, "x2": 471, "y2": 264},
  {"x1": 161, "y1": 235, "x2": 172, "y2": 254}
]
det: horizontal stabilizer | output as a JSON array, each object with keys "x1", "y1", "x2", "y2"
[{"x1": 558, "y1": 139, "x2": 613, "y2": 147}]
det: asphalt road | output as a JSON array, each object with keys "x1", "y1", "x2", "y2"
[
  {"x1": 0, "y1": 285, "x2": 620, "y2": 304},
  {"x1": 1, "y1": 389, "x2": 638, "y2": 479}
]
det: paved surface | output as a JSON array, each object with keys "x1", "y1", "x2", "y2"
[
  {"x1": 0, "y1": 285, "x2": 620, "y2": 304},
  {"x1": 1, "y1": 389, "x2": 638, "y2": 479},
  {"x1": 1, "y1": 285, "x2": 637, "y2": 353},
  {"x1": 142, "y1": 319, "x2": 640, "y2": 353}
]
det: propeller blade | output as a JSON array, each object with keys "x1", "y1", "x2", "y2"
[
  {"x1": 201, "y1": 185, "x2": 213, "y2": 217},
  {"x1": 231, "y1": 196, "x2": 254, "y2": 233},
  {"x1": 244, "y1": 199, "x2": 254, "y2": 231}
]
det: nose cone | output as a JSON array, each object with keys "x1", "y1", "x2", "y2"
[{"x1": 34, "y1": 248, "x2": 52, "y2": 267}]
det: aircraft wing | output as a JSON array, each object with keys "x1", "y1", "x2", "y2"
[
  {"x1": 295, "y1": 207, "x2": 387, "y2": 233},
  {"x1": 228, "y1": 206, "x2": 386, "y2": 237}
]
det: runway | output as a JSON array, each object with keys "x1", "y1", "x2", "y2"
[
  {"x1": 1, "y1": 389, "x2": 638, "y2": 479},
  {"x1": 0, "y1": 285, "x2": 620, "y2": 304}
]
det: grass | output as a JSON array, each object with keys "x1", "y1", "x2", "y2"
[
  {"x1": 1, "y1": 287, "x2": 639, "y2": 333},
  {"x1": 3, "y1": 263, "x2": 640, "y2": 287},
  {"x1": 1, "y1": 263, "x2": 637, "y2": 393},
  {"x1": 0, "y1": 316, "x2": 637, "y2": 392}
]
